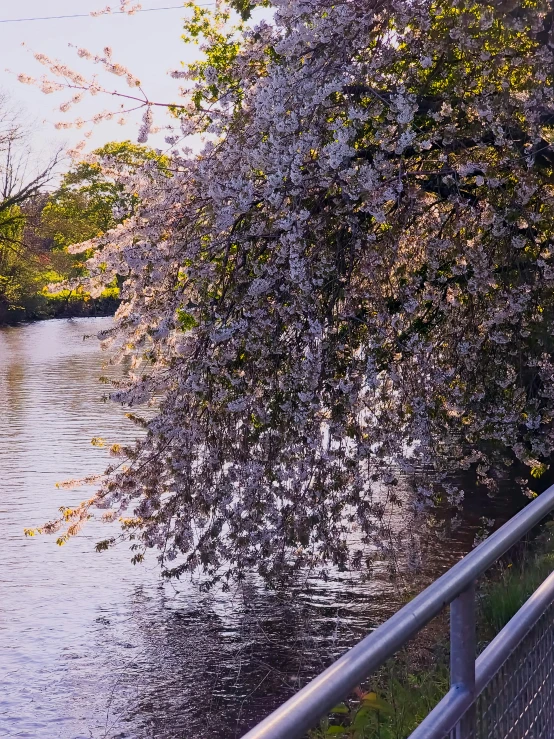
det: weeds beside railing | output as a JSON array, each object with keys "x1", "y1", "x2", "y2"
[{"x1": 308, "y1": 524, "x2": 554, "y2": 739}]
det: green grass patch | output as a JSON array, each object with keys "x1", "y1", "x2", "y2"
[
  {"x1": 309, "y1": 524, "x2": 554, "y2": 739},
  {"x1": 478, "y1": 523, "x2": 554, "y2": 641}
]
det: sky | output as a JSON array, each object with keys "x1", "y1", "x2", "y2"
[{"x1": 0, "y1": 0, "x2": 214, "y2": 162}]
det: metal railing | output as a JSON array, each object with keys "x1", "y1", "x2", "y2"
[{"x1": 242, "y1": 483, "x2": 554, "y2": 739}]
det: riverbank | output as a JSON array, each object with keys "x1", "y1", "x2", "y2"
[
  {"x1": 312, "y1": 524, "x2": 554, "y2": 738},
  {"x1": 0, "y1": 289, "x2": 119, "y2": 326}
]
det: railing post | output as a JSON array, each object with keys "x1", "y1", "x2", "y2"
[
  {"x1": 241, "y1": 485, "x2": 554, "y2": 739},
  {"x1": 450, "y1": 581, "x2": 476, "y2": 738}
]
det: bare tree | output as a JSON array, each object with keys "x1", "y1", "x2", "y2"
[
  {"x1": 0, "y1": 94, "x2": 61, "y2": 259},
  {"x1": 0, "y1": 94, "x2": 62, "y2": 318}
]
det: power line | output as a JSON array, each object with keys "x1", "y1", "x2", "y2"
[{"x1": 0, "y1": 4, "x2": 213, "y2": 24}]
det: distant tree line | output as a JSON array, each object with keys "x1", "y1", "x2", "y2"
[{"x1": 0, "y1": 96, "x2": 164, "y2": 324}]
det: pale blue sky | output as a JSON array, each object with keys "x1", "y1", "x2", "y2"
[{"x1": 0, "y1": 1, "x2": 213, "y2": 158}]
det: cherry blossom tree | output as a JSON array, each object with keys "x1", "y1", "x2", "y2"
[{"x1": 25, "y1": 0, "x2": 554, "y2": 585}]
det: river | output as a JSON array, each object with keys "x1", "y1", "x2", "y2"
[{"x1": 0, "y1": 317, "x2": 523, "y2": 739}]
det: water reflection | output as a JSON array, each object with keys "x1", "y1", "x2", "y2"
[{"x1": 0, "y1": 317, "x2": 526, "y2": 739}]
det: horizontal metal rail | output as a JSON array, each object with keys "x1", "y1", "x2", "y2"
[
  {"x1": 242, "y1": 483, "x2": 554, "y2": 739},
  {"x1": 476, "y1": 567, "x2": 554, "y2": 692},
  {"x1": 409, "y1": 568, "x2": 554, "y2": 738}
]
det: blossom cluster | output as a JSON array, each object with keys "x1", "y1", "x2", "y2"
[
  {"x1": 33, "y1": 0, "x2": 554, "y2": 584},
  {"x1": 91, "y1": 1, "x2": 142, "y2": 16}
]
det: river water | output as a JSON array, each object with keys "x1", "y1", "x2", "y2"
[{"x1": 0, "y1": 317, "x2": 523, "y2": 739}]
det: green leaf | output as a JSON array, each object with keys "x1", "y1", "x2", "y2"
[
  {"x1": 176, "y1": 308, "x2": 198, "y2": 331},
  {"x1": 330, "y1": 704, "x2": 349, "y2": 715},
  {"x1": 352, "y1": 708, "x2": 373, "y2": 729},
  {"x1": 360, "y1": 692, "x2": 392, "y2": 714},
  {"x1": 530, "y1": 462, "x2": 548, "y2": 479}
]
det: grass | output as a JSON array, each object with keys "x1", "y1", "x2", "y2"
[
  {"x1": 478, "y1": 523, "x2": 554, "y2": 640},
  {"x1": 308, "y1": 524, "x2": 554, "y2": 739}
]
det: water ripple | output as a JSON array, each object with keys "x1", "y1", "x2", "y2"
[{"x1": 0, "y1": 317, "x2": 514, "y2": 739}]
